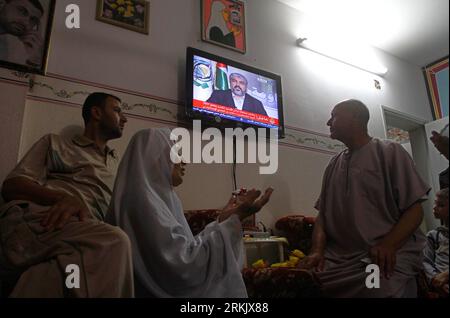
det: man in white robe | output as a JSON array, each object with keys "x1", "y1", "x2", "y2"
[{"x1": 300, "y1": 99, "x2": 430, "y2": 298}]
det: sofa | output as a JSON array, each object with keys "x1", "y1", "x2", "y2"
[{"x1": 184, "y1": 209, "x2": 322, "y2": 298}]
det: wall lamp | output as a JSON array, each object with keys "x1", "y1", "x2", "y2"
[{"x1": 296, "y1": 37, "x2": 388, "y2": 76}]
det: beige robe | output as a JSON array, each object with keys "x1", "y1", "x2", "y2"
[
  {"x1": 315, "y1": 139, "x2": 430, "y2": 297},
  {"x1": 0, "y1": 134, "x2": 133, "y2": 297}
]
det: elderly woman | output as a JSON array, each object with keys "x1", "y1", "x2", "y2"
[{"x1": 106, "y1": 128, "x2": 273, "y2": 297}]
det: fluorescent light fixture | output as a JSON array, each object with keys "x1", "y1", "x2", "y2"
[{"x1": 296, "y1": 37, "x2": 388, "y2": 76}]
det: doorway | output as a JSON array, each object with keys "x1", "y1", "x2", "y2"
[{"x1": 381, "y1": 106, "x2": 441, "y2": 232}]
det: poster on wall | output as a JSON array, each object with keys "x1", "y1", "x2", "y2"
[
  {"x1": 424, "y1": 56, "x2": 449, "y2": 120},
  {"x1": 0, "y1": 0, "x2": 55, "y2": 75},
  {"x1": 96, "y1": 0, "x2": 150, "y2": 35},
  {"x1": 201, "y1": 0, "x2": 246, "y2": 54}
]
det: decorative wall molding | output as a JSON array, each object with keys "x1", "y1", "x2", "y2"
[
  {"x1": 0, "y1": 68, "x2": 30, "y2": 87},
  {"x1": 5, "y1": 69, "x2": 345, "y2": 155},
  {"x1": 282, "y1": 130, "x2": 345, "y2": 155}
]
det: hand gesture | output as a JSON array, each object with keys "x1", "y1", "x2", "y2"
[
  {"x1": 41, "y1": 195, "x2": 90, "y2": 231},
  {"x1": 220, "y1": 188, "x2": 274, "y2": 222},
  {"x1": 430, "y1": 130, "x2": 449, "y2": 159},
  {"x1": 369, "y1": 242, "x2": 397, "y2": 279},
  {"x1": 431, "y1": 271, "x2": 449, "y2": 296},
  {"x1": 297, "y1": 252, "x2": 325, "y2": 271},
  {"x1": 233, "y1": 188, "x2": 273, "y2": 220}
]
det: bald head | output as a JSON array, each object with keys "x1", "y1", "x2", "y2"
[
  {"x1": 335, "y1": 99, "x2": 370, "y2": 128},
  {"x1": 327, "y1": 99, "x2": 371, "y2": 144}
]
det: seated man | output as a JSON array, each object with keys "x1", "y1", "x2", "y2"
[
  {"x1": 0, "y1": 92, "x2": 133, "y2": 297},
  {"x1": 423, "y1": 188, "x2": 449, "y2": 297}
]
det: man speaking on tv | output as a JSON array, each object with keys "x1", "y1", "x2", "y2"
[{"x1": 207, "y1": 72, "x2": 268, "y2": 116}]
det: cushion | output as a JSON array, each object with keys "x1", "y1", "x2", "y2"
[{"x1": 275, "y1": 215, "x2": 316, "y2": 254}]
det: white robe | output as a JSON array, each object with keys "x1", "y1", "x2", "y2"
[
  {"x1": 206, "y1": 1, "x2": 229, "y2": 39},
  {"x1": 106, "y1": 128, "x2": 248, "y2": 298}
]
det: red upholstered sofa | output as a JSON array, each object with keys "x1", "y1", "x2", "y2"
[
  {"x1": 184, "y1": 210, "x2": 322, "y2": 298},
  {"x1": 2, "y1": 210, "x2": 321, "y2": 298},
  {"x1": 185, "y1": 210, "x2": 445, "y2": 298}
]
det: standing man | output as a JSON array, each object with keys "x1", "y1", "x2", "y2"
[
  {"x1": 207, "y1": 73, "x2": 268, "y2": 116},
  {"x1": 300, "y1": 99, "x2": 430, "y2": 297},
  {"x1": 0, "y1": 92, "x2": 133, "y2": 297},
  {"x1": 0, "y1": 0, "x2": 44, "y2": 67}
]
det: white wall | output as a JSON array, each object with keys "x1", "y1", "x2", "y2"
[
  {"x1": 0, "y1": 75, "x2": 28, "y2": 185},
  {"x1": 48, "y1": 0, "x2": 432, "y2": 127},
  {"x1": 0, "y1": 0, "x2": 435, "y2": 230}
]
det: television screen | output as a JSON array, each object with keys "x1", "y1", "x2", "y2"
[{"x1": 186, "y1": 47, "x2": 284, "y2": 137}]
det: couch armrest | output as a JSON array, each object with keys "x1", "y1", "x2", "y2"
[{"x1": 275, "y1": 215, "x2": 316, "y2": 254}]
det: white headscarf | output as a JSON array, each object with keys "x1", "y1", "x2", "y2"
[
  {"x1": 107, "y1": 128, "x2": 247, "y2": 298},
  {"x1": 206, "y1": 1, "x2": 230, "y2": 38}
]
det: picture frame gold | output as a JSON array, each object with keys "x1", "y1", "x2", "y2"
[
  {"x1": 423, "y1": 56, "x2": 449, "y2": 120},
  {"x1": 96, "y1": 0, "x2": 150, "y2": 35}
]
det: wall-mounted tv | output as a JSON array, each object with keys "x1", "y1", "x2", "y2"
[{"x1": 186, "y1": 47, "x2": 285, "y2": 138}]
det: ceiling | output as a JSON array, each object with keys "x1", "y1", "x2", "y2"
[{"x1": 277, "y1": 0, "x2": 449, "y2": 66}]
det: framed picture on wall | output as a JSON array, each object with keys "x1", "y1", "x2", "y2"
[
  {"x1": 201, "y1": 0, "x2": 246, "y2": 54},
  {"x1": 0, "y1": 0, "x2": 56, "y2": 75},
  {"x1": 423, "y1": 56, "x2": 449, "y2": 120},
  {"x1": 96, "y1": 0, "x2": 150, "y2": 35}
]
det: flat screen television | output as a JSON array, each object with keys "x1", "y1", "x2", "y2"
[{"x1": 185, "y1": 47, "x2": 285, "y2": 138}]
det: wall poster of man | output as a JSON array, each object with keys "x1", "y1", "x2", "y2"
[
  {"x1": 0, "y1": 0, "x2": 55, "y2": 74},
  {"x1": 201, "y1": 0, "x2": 246, "y2": 54}
]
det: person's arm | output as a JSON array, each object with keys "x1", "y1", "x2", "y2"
[
  {"x1": 2, "y1": 176, "x2": 67, "y2": 205},
  {"x1": 2, "y1": 177, "x2": 89, "y2": 231},
  {"x1": 298, "y1": 213, "x2": 326, "y2": 271},
  {"x1": 430, "y1": 131, "x2": 449, "y2": 160},
  {"x1": 370, "y1": 202, "x2": 423, "y2": 278},
  {"x1": 1, "y1": 135, "x2": 89, "y2": 231},
  {"x1": 423, "y1": 231, "x2": 439, "y2": 283}
]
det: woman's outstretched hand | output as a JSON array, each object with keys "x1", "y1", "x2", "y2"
[{"x1": 219, "y1": 188, "x2": 274, "y2": 222}]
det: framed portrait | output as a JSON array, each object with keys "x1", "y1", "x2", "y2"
[
  {"x1": 423, "y1": 56, "x2": 449, "y2": 120},
  {"x1": 96, "y1": 0, "x2": 150, "y2": 35},
  {"x1": 0, "y1": 0, "x2": 55, "y2": 75},
  {"x1": 201, "y1": 0, "x2": 246, "y2": 54}
]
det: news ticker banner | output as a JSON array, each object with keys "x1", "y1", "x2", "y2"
[
  {"x1": 193, "y1": 99, "x2": 280, "y2": 127},
  {"x1": 2, "y1": 70, "x2": 344, "y2": 155}
]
